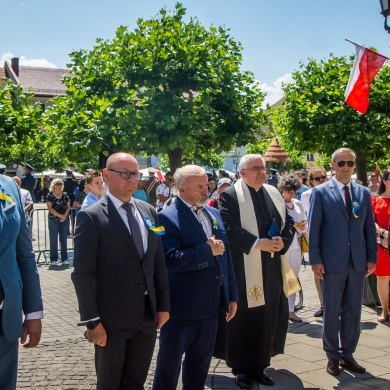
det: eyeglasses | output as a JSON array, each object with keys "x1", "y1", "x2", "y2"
[
  {"x1": 241, "y1": 166, "x2": 267, "y2": 173},
  {"x1": 312, "y1": 175, "x2": 326, "y2": 182},
  {"x1": 337, "y1": 161, "x2": 355, "y2": 168},
  {"x1": 107, "y1": 169, "x2": 142, "y2": 180}
]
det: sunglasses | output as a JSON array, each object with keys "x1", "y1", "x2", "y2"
[
  {"x1": 313, "y1": 175, "x2": 326, "y2": 182},
  {"x1": 337, "y1": 161, "x2": 355, "y2": 168}
]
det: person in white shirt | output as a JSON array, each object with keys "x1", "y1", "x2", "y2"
[
  {"x1": 301, "y1": 167, "x2": 327, "y2": 318},
  {"x1": 156, "y1": 171, "x2": 174, "y2": 211}
]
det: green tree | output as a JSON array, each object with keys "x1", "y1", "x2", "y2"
[
  {"x1": 45, "y1": 3, "x2": 265, "y2": 171},
  {"x1": 0, "y1": 79, "x2": 45, "y2": 168},
  {"x1": 271, "y1": 54, "x2": 390, "y2": 185}
]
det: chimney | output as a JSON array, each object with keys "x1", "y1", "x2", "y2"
[{"x1": 11, "y1": 57, "x2": 19, "y2": 76}]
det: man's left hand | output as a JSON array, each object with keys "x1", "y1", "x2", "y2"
[
  {"x1": 21, "y1": 319, "x2": 42, "y2": 348},
  {"x1": 226, "y1": 301, "x2": 237, "y2": 322},
  {"x1": 366, "y1": 262, "x2": 376, "y2": 277},
  {"x1": 156, "y1": 311, "x2": 170, "y2": 329}
]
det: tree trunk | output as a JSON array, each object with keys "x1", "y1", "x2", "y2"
[
  {"x1": 98, "y1": 149, "x2": 116, "y2": 169},
  {"x1": 167, "y1": 148, "x2": 183, "y2": 173},
  {"x1": 355, "y1": 150, "x2": 367, "y2": 186}
]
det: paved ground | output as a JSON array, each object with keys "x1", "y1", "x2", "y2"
[{"x1": 16, "y1": 204, "x2": 390, "y2": 389}]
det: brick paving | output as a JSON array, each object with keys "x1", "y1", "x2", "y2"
[{"x1": 15, "y1": 204, "x2": 390, "y2": 389}]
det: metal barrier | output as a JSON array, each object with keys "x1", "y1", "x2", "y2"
[{"x1": 29, "y1": 207, "x2": 75, "y2": 264}]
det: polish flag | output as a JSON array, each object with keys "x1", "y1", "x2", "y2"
[
  {"x1": 156, "y1": 170, "x2": 165, "y2": 182},
  {"x1": 345, "y1": 42, "x2": 387, "y2": 114}
]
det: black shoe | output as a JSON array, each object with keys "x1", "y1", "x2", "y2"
[
  {"x1": 326, "y1": 359, "x2": 340, "y2": 376},
  {"x1": 251, "y1": 371, "x2": 274, "y2": 386},
  {"x1": 314, "y1": 307, "x2": 323, "y2": 317},
  {"x1": 235, "y1": 373, "x2": 252, "y2": 389},
  {"x1": 340, "y1": 357, "x2": 366, "y2": 373}
]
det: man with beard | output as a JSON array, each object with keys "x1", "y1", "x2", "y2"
[
  {"x1": 215, "y1": 154, "x2": 295, "y2": 389},
  {"x1": 153, "y1": 165, "x2": 238, "y2": 390}
]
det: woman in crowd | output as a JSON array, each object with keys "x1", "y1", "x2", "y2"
[
  {"x1": 46, "y1": 178, "x2": 71, "y2": 266},
  {"x1": 301, "y1": 167, "x2": 327, "y2": 317},
  {"x1": 279, "y1": 174, "x2": 307, "y2": 322},
  {"x1": 371, "y1": 169, "x2": 390, "y2": 322},
  {"x1": 208, "y1": 177, "x2": 218, "y2": 199}
]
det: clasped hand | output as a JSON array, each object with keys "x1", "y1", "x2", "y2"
[
  {"x1": 256, "y1": 237, "x2": 284, "y2": 254},
  {"x1": 207, "y1": 235, "x2": 225, "y2": 256}
]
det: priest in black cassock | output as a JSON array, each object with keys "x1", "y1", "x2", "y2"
[{"x1": 214, "y1": 154, "x2": 295, "y2": 389}]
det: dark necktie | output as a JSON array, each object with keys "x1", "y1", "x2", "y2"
[
  {"x1": 343, "y1": 185, "x2": 352, "y2": 218},
  {"x1": 122, "y1": 203, "x2": 144, "y2": 257}
]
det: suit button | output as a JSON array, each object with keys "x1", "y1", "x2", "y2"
[
  {"x1": 216, "y1": 276, "x2": 220, "y2": 280},
  {"x1": 139, "y1": 284, "x2": 144, "y2": 288},
  {"x1": 348, "y1": 243, "x2": 350, "y2": 246}
]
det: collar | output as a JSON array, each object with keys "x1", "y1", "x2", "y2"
[
  {"x1": 107, "y1": 190, "x2": 135, "y2": 211},
  {"x1": 332, "y1": 177, "x2": 351, "y2": 191}
]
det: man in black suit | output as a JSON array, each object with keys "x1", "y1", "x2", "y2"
[
  {"x1": 21, "y1": 163, "x2": 37, "y2": 201},
  {"x1": 72, "y1": 152, "x2": 170, "y2": 390}
]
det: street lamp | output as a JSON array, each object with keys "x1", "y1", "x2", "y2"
[{"x1": 379, "y1": 0, "x2": 390, "y2": 33}]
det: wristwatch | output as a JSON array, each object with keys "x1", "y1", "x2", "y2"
[{"x1": 86, "y1": 319, "x2": 101, "y2": 330}]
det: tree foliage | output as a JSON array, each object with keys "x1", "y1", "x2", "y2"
[
  {"x1": 0, "y1": 79, "x2": 47, "y2": 168},
  {"x1": 45, "y1": 2, "x2": 265, "y2": 171},
  {"x1": 271, "y1": 53, "x2": 390, "y2": 184}
]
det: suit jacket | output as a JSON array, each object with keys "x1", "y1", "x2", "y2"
[
  {"x1": 71, "y1": 195, "x2": 170, "y2": 332},
  {"x1": 0, "y1": 175, "x2": 43, "y2": 341},
  {"x1": 157, "y1": 197, "x2": 238, "y2": 320},
  {"x1": 308, "y1": 178, "x2": 377, "y2": 272}
]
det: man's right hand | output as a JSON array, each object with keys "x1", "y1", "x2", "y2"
[
  {"x1": 207, "y1": 235, "x2": 225, "y2": 256},
  {"x1": 87, "y1": 323, "x2": 107, "y2": 347},
  {"x1": 311, "y1": 263, "x2": 325, "y2": 280}
]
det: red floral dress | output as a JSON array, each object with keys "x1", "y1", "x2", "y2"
[{"x1": 371, "y1": 195, "x2": 390, "y2": 276}]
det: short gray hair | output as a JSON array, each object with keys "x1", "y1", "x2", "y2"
[
  {"x1": 239, "y1": 154, "x2": 265, "y2": 170},
  {"x1": 332, "y1": 148, "x2": 356, "y2": 162},
  {"x1": 174, "y1": 165, "x2": 206, "y2": 188}
]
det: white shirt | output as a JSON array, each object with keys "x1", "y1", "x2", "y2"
[
  {"x1": 156, "y1": 183, "x2": 171, "y2": 208},
  {"x1": 332, "y1": 177, "x2": 352, "y2": 205},
  {"x1": 300, "y1": 188, "x2": 313, "y2": 218}
]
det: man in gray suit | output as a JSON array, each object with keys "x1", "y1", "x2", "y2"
[
  {"x1": 309, "y1": 147, "x2": 377, "y2": 376},
  {"x1": 0, "y1": 174, "x2": 43, "y2": 389},
  {"x1": 72, "y1": 152, "x2": 170, "y2": 390}
]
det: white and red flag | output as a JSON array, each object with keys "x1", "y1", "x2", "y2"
[{"x1": 345, "y1": 40, "x2": 388, "y2": 114}]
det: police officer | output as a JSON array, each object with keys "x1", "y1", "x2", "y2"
[
  {"x1": 63, "y1": 169, "x2": 78, "y2": 235},
  {"x1": 21, "y1": 163, "x2": 37, "y2": 202},
  {"x1": 0, "y1": 163, "x2": 6, "y2": 175}
]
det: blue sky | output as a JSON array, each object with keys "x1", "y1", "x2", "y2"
[{"x1": 1, "y1": 0, "x2": 389, "y2": 105}]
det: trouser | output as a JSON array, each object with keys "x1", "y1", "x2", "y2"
[
  {"x1": 95, "y1": 299, "x2": 156, "y2": 390},
  {"x1": 0, "y1": 310, "x2": 18, "y2": 390},
  {"x1": 48, "y1": 217, "x2": 69, "y2": 261},
  {"x1": 321, "y1": 267, "x2": 365, "y2": 359},
  {"x1": 153, "y1": 315, "x2": 218, "y2": 390}
]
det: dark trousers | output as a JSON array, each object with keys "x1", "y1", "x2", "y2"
[
  {"x1": 95, "y1": 301, "x2": 156, "y2": 390},
  {"x1": 0, "y1": 310, "x2": 18, "y2": 390},
  {"x1": 48, "y1": 217, "x2": 69, "y2": 262},
  {"x1": 153, "y1": 315, "x2": 218, "y2": 390},
  {"x1": 321, "y1": 267, "x2": 366, "y2": 359}
]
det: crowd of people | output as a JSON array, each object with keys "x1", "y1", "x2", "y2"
[{"x1": 1, "y1": 147, "x2": 389, "y2": 389}]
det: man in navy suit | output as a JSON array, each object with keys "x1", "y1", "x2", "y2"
[
  {"x1": 153, "y1": 165, "x2": 238, "y2": 390},
  {"x1": 309, "y1": 147, "x2": 377, "y2": 376},
  {"x1": 0, "y1": 174, "x2": 43, "y2": 389}
]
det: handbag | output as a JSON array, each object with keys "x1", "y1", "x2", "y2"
[{"x1": 299, "y1": 234, "x2": 309, "y2": 253}]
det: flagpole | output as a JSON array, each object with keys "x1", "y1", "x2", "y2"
[{"x1": 345, "y1": 38, "x2": 389, "y2": 59}]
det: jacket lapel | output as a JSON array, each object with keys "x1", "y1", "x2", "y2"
[
  {"x1": 176, "y1": 197, "x2": 207, "y2": 241},
  {"x1": 329, "y1": 178, "x2": 350, "y2": 221},
  {"x1": 102, "y1": 196, "x2": 142, "y2": 258}
]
